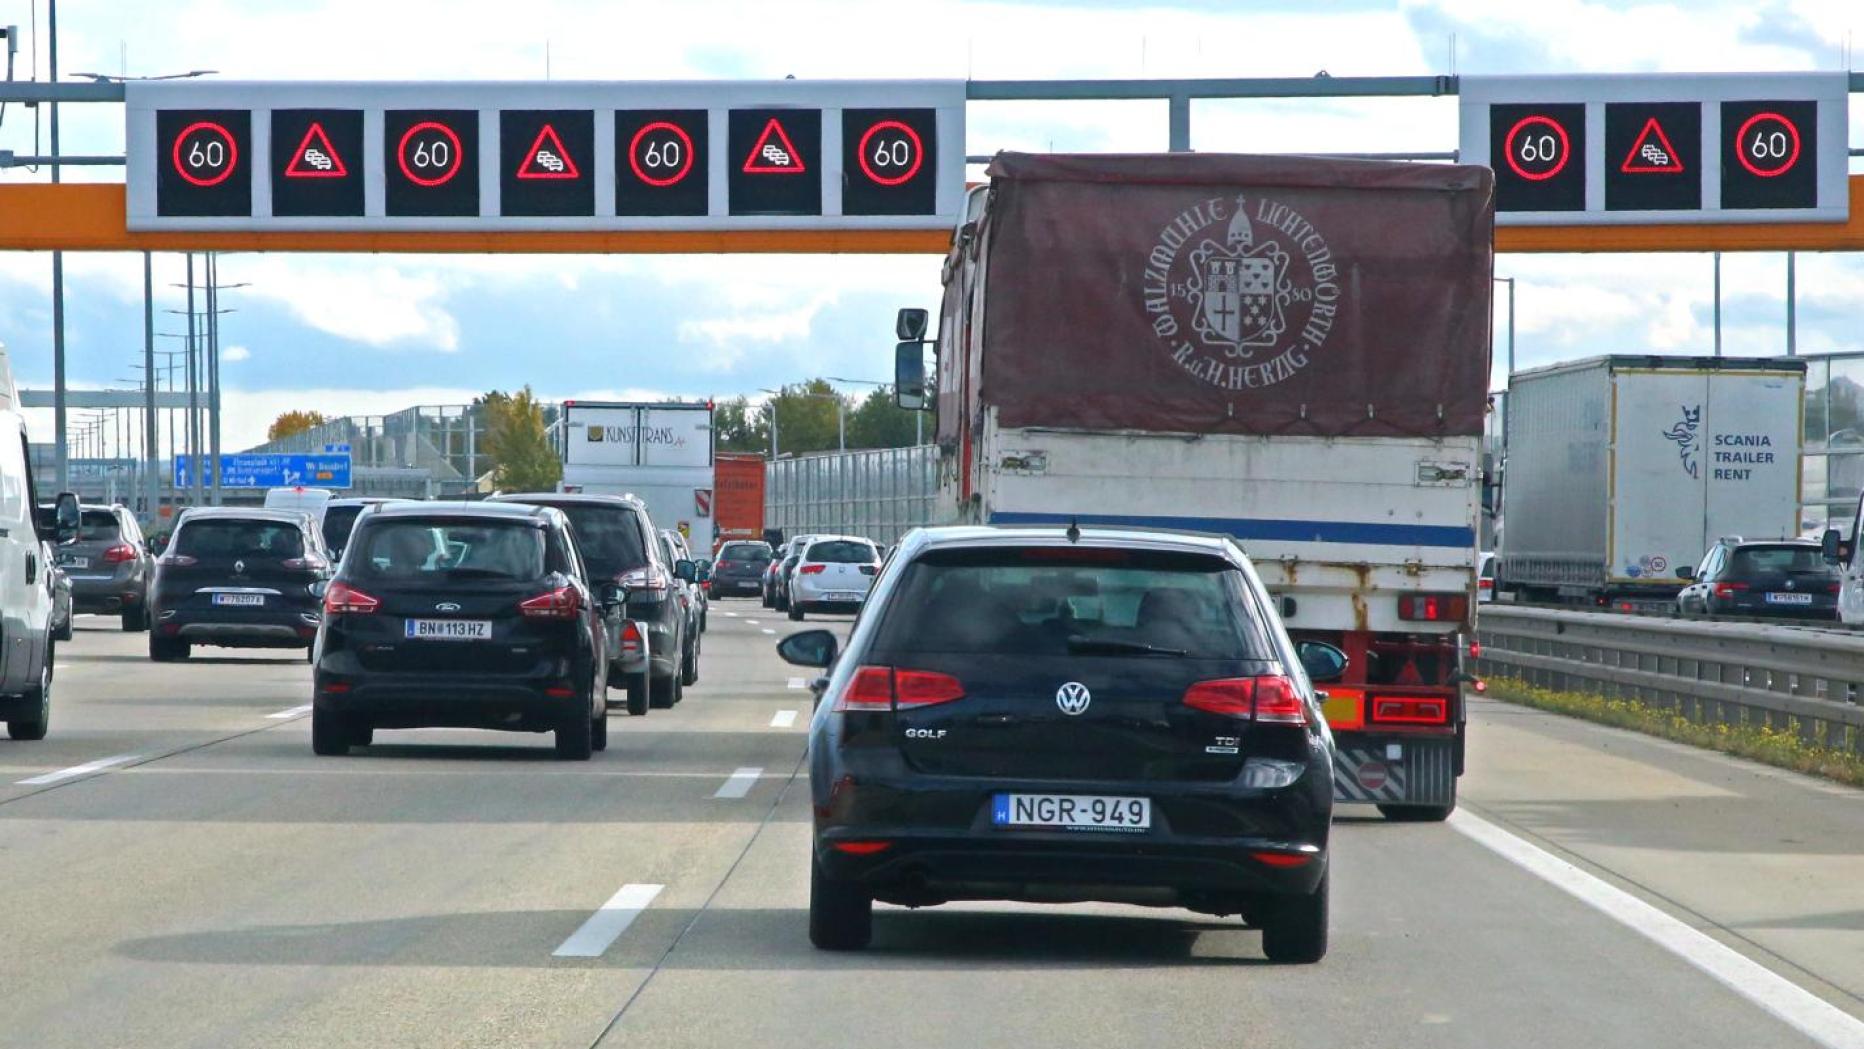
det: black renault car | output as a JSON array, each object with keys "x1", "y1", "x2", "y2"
[
  {"x1": 149, "y1": 508, "x2": 331, "y2": 661},
  {"x1": 311, "y1": 501, "x2": 614, "y2": 760},
  {"x1": 779, "y1": 526, "x2": 1338, "y2": 961},
  {"x1": 56, "y1": 504, "x2": 155, "y2": 631},
  {"x1": 711, "y1": 540, "x2": 772, "y2": 598},
  {"x1": 490, "y1": 492, "x2": 694, "y2": 714}
]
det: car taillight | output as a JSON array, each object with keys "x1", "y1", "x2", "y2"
[
  {"x1": 618, "y1": 565, "x2": 670, "y2": 601},
  {"x1": 1478, "y1": 578, "x2": 1493, "y2": 591},
  {"x1": 282, "y1": 556, "x2": 327, "y2": 571},
  {"x1": 323, "y1": 581, "x2": 380, "y2": 615},
  {"x1": 102, "y1": 544, "x2": 137, "y2": 564},
  {"x1": 1829, "y1": 583, "x2": 1842, "y2": 594},
  {"x1": 159, "y1": 554, "x2": 197, "y2": 567},
  {"x1": 799, "y1": 563, "x2": 827, "y2": 575},
  {"x1": 519, "y1": 585, "x2": 582, "y2": 619},
  {"x1": 1398, "y1": 593, "x2": 1470, "y2": 622},
  {"x1": 1182, "y1": 675, "x2": 1308, "y2": 725},
  {"x1": 832, "y1": 666, "x2": 965, "y2": 712},
  {"x1": 859, "y1": 564, "x2": 878, "y2": 575},
  {"x1": 1714, "y1": 582, "x2": 1749, "y2": 598},
  {"x1": 620, "y1": 620, "x2": 645, "y2": 658},
  {"x1": 1370, "y1": 695, "x2": 1450, "y2": 725}
]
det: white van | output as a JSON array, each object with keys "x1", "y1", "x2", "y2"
[
  {"x1": 0, "y1": 342, "x2": 79, "y2": 741},
  {"x1": 263, "y1": 486, "x2": 334, "y2": 528}
]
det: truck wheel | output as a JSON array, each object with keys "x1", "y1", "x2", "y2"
[
  {"x1": 1260, "y1": 873, "x2": 1328, "y2": 964},
  {"x1": 6, "y1": 655, "x2": 52, "y2": 741},
  {"x1": 809, "y1": 853, "x2": 873, "y2": 950},
  {"x1": 311, "y1": 706, "x2": 351, "y2": 756}
]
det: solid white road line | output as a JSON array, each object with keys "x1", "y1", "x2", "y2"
[
  {"x1": 770, "y1": 709, "x2": 798, "y2": 729},
  {"x1": 1452, "y1": 810, "x2": 1864, "y2": 1049},
  {"x1": 16, "y1": 753, "x2": 140, "y2": 786},
  {"x1": 761, "y1": 628, "x2": 776, "y2": 635},
  {"x1": 746, "y1": 619, "x2": 762, "y2": 626},
  {"x1": 787, "y1": 677, "x2": 806, "y2": 690},
  {"x1": 714, "y1": 767, "x2": 763, "y2": 799},
  {"x1": 266, "y1": 704, "x2": 313, "y2": 720},
  {"x1": 551, "y1": 883, "x2": 664, "y2": 958}
]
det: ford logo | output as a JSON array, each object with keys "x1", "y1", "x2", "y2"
[
  {"x1": 1055, "y1": 681, "x2": 1092, "y2": 716},
  {"x1": 435, "y1": 602, "x2": 462, "y2": 612}
]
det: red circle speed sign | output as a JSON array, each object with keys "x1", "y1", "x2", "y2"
[
  {"x1": 628, "y1": 120, "x2": 696, "y2": 188},
  {"x1": 856, "y1": 119, "x2": 925, "y2": 187},
  {"x1": 397, "y1": 120, "x2": 465, "y2": 187},
  {"x1": 1734, "y1": 111, "x2": 1802, "y2": 178},
  {"x1": 1503, "y1": 114, "x2": 1572, "y2": 182},
  {"x1": 171, "y1": 121, "x2": 239, "y2": 188}
]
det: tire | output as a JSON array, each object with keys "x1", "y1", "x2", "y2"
[
  {"x1": 311, "y1": 706, "x2": 351, "y2": 756},
  {"x1": 55, "y1": 616, "x2": 73, "y2": 642},
  {"x1": 809, "y1": 852, "x2": 873, "y2": 950},
  {"x1": 555, "y1": 703, "x2": 594, "y2": 760},
  {"x1": 6, "y1": 652, "x2": 52, "y2": 741},
  {"x1": 625, "y1": 678, "x2": 650, "y2": 716},
  {"x1": 789, "y1": 605, "x2": 804, "y2": 622},
  {"x1": 649, "y1": 673, "x2": 678, "y2": 709},
  {"x1": 680, "y1": 636, "x2": 700, "y2": 687},
  {"x1": 122, "y1": 607, "x2": 148, "y2": 632},
  {"x1": 701, "y1": 609, "x2": 708, "y2": 633},
  {"x1": 1261, "y1": 872, "x2": 1328, "y2": 963},
  {"x1": 591, "y1": 706, "x2": 609, "y2": 752},
  {"x1": 149, "y1": 636, "x2": 190, "y2": 662},
  {"x1": 348, "y1": 720, "x2": 373, "y2": 748}
]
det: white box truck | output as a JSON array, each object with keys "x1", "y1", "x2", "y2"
[
  {"x1": 559, "y1": 402, "x2": 717, "y2": 554},
  {"x1": 892, "y1": 152, "x2": 1495, "y2": 819},
  {"x1": 1498, "y1": 356, "x2": 1806, "y2": 606}
]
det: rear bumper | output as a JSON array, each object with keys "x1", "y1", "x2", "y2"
[
  {"x1": 710, "y1": 576, "x2": 763, "y2": 595},
  {"x1": 1329, "y1": 733, "x2": 1458, "y2": 806},
  {"x1": 159, "y1": 607, "x2": 319, "y2": 648},
  {"x1": 315, "y1": 672, "x2": 586, "y2": 730}
]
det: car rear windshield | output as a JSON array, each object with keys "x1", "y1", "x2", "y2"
[
  {"x1": 719, "y1": 542, "x2": 771, "y2": 562},
  {"x1": 321, "y1": 506, "x2": 366, "y2": 551},
  {"x1": 870, "y1": 547, "x2": 1269, "y2": 660},
  {"x1": 79, "y1": 510, "x2": 121, "y2": 542},
  {"x1": 553, "y1": 505, "x2": 648, "y2": 574},
  {"x1": 807, "y1": 540, "x2": 877, "y2": 564},
  {"x1": 349, "y1": 520, "x2": 545, "y2": 581},
  {"x1": 173, "y1": 520, "x2": 304, "y2": 561},
  {"x1": 1731, "y1": 545, "x2": 1830, "y2": 576}
]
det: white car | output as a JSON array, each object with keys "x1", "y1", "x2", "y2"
[
  {"x1": 787, "y1": 535, "x2": 881, "y2": 621},
  {"x1": 1478, "y1": 551, "x2": 1496, "y2": 603}
]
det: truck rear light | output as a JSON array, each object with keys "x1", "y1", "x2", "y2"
[
  {"x1": 1398, "y1": 593, "x2": 1469, "y2": 621},
  {"x1": 323, "y1": 581, "x2": 380, "y2": 615},
  {"x1": 102, "y1": 543, "x2": 138, "y2": 564},
  {"x1": 1182, "y1": 675, "x2": 1308, "y2": 724},
  {"x1": 1370, "y1": 695, "x2": 1450, "y2": 725},
  {"x1": 799, "y1": 563, "x2": 827, "y2": 575},
  {"x1": 833, "y1": 666, "x2": 964, "y2": 712},
  {"x1": 519, "y1": 585, "x2": 582, "y2": 619},
  {"x1": 1713, "y1": 582, "x2": 1749, "y2": 598},
  {"x1": 1468, "y1": 640, "x2": 1483, "y2": 658}
]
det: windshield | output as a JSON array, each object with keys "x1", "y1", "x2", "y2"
[
  {"x1": 1730, "y1": 545, "x2": 1830, "y2": 575},
  {"x1": 348, "y1": 519, "x2": 545, "y2": 581},
  {"x1": 805, "y1": 540, "x2": 876, "y2": 564},
  {"x1": 321, "y1": 505, "x2": 367, "y2": 551},
  {"x1": 555, "y1": 504, "x2": 648, "y2": 574},
  {"x1": 719, "y1": 542, "x2": 771, "y2": 562},
  {"x1": 79, "y1": 510, "x2": 121, "y2": 542},
  {"x1": 872, "y1": 548, "x2": 1267, "y2": 660},
  {"x1": 173, "y1": 520, "x2": 304, "y2": 561}
]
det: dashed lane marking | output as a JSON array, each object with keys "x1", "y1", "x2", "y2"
[
  {"x1": 16, "y1": 753, "x2": 140, "y2": 786},
  {"x1": 551, "y1": 883, "x2": 664, "y2": 958},
  {"x1": 266, "y1": 705, "x2": 312, "y2": 720},
  {"x1": 714, "y1": 767, "x2": 763, "y2": 799},
  {"x1": 770, "y1": 710, "x2": 798, "y2": 728}
]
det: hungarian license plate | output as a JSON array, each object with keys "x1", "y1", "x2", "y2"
[
  {"x1": 60, "y1": 556, "x2": 90, "y2": 569},
  {"x1": 992, "y1": 793, "x2": 1150, "y2": 832},
  {"x1": 211, "y1": 593, "x2": 265, "y2": 607},
  {"x1": 1765, "y1": 592, "x2": 1813, "y2": 605},
  {"x1": 404, "y1": 618, "x2": 492, "y2": 641}
]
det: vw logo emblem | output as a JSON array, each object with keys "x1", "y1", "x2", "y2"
[
  {"x1": 435, "y1": 602, "x2": 461, "y2": 612},
  {"x1": 1055, "y1": 681, "x2": 1092, "y2": 716},
  {"x1": 233, "y1": 559, "x2": 245, "y2": 574}
]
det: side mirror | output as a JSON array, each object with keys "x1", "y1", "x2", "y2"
[
  {"x1": 1676, "y1": 565, "x2": 1696, "y2": 580},
  {"x1": 51, "y1": 492, "x2": 80, "y2": 545},
  {"x1": 673, "y1": 559, "x2": 698, "y2": 583},
  {"x1": 600, "y1": 583, "x2": 626, "y2": 610},
  {"x1": 1294, "y1": 640, "x2": 1348, "y2": 684},
  {"x1": 1821, "y1": 528, "x2": 1843, "y2": 564},
  {"x1": 895, "y1": 341, "x2": 929, "y2": 411},
  {"x1": 1279, "y1": 595, "x2": 1298, "y2": 619},
  {"x1": 777, "y1": 628, "x2": 839, "y2": 669},
  {"x1": 895, "y1": 307, "x2": 929, "y2": 342}
]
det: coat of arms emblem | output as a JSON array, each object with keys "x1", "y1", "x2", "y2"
[{"x1": 1186, "y1": 199, "x2": 1289, "y2": 358}]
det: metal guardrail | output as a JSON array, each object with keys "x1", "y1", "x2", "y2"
[
  {"x1": 765, "y1": 445, "x2": 936, "y2": 546},
  {"x1": 1474, "y1": 606, "x2": 1864, "y2": 756}
]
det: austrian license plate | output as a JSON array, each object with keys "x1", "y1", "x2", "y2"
[
  {"x1": 404, "y1": 618, "x2": 492, "y2": 641},
  {"x1": 1765, "y1": 592, "x2": 1813, "y2": 605},
  {"x1": 211, "y1": 593, "x2": 265, "y2": 607},
  {"x1": 60, "y1": 556, "x2": 90, "y2": 569},
  {"x1": 992, "y1": 793, "x2": 1150, "y2": 832}
]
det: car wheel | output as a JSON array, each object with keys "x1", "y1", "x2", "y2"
[
  {"x1": 348, "y1": 721, "x2": 374, "y2": 748},
  {"x1": 789, "y1": 605, "x2": 804, "y2": 622},
  {"x1": 55, "y1": 616, "x2": 73, "y2": 642},
  {"x1": 591, "y1": 702, "x2": 609, "y2": 752},
  {"x1": 555, "y1": 702, "x2": 594, "y2": 760},
  {"x1": 809, "y1": 852, "x2": 873, "y2": 951},
  {"x1": 681, "y1": 636, "x2": 700, "y2": 687},
  {"x1": 311, "y1": 706, "x2": 351, "y2": 756},
  {"x1": 1260, "y1": 872, "x2": 1328, "y2": 964},
  {"x1": 121, "y1": 607, "x2": 148, "y2": 632},
  {"x1": 650, "y1": 673, "x2": 679, "y2": 708},
  {"x1": 625, "y1": 677, "x2": 650, "y2": 716},
  {"x1": 149, "y1": 636, "x2": 189, "y2": 662},
  {"x1": 6, "y1": 654, "x2": 52, "y2": 741}
]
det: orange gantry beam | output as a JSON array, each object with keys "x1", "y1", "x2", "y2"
[{"x1": 2, "y1": 179, "x2": 1863, "y2": 254}]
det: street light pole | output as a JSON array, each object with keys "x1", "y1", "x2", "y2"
[
  {"x1": 207, "y1": 253, "x2": 222, "y2": 504},
  {"x1": 49, "y1": 0, "x2": 67, "y2": 492},
  {"x1": 143, "y1": 253, "x2": 158, "y2": 518},
  {"x1": 184, "y1": 253, "x2": 201, "y2": 504}
]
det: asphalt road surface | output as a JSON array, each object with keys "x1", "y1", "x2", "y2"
[{"x1": 1, "y1": 603, "x2": 1859, "y2": 1049}]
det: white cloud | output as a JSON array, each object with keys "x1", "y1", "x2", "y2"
[
  {"x1": 220, "y1": 257, "x2": 460, "y2": 352},
  {"x1": 221, "y1": 345, "x2": 251, "y2": 362}
]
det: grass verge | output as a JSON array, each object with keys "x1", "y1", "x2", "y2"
[{"x1": 1482, "y1": 676, "x2": 1864, "y2": 789}]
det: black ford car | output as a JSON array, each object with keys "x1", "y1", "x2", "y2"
[
  {"x1": 149, "y1": 508, "x2": 331, "y2": 661},
  {"x1": 780, "y1": 526, "x2": 1339, "y2": 962},
  {"x1": 311, "y1": 501, "x2": 614, "y2": 760}
]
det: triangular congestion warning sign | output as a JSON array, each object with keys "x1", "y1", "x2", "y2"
[
  {"x1": 742, "y1": 118, "x2": 806, "y2": 174},
  {"x1": 1621, "y1": 117, "x2": 1685, "y2": 174},
  {"x1": 517, "y1": 124, "x2": 581, "y2": 180},
  {"x1": 284, "y1": 122, "x2": 348, "y2": 178}
]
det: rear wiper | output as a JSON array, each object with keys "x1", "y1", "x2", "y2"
[{"x1": 1066, "y1": 635, "x2": 1186, "y2": 657}]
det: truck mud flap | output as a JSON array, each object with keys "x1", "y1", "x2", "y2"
[{"x1": 1331, "y1": 739, "x2": 1455, "y2": 806}]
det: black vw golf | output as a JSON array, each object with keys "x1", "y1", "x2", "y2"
[
  {"x1": 311, "y1": 502, "x2": 614, "y2": 760},
  {"x1": 780, "y1": 526, "x2": 1339, "y2": 961}
]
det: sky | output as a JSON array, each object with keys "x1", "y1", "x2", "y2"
[{"x1": 1, "y1": 0, "x2": 1861, "y2": 452}]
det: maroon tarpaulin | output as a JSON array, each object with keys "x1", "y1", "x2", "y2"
[{"x1": 977, "y1": 152, "x2": 1495, "y2": 437}]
